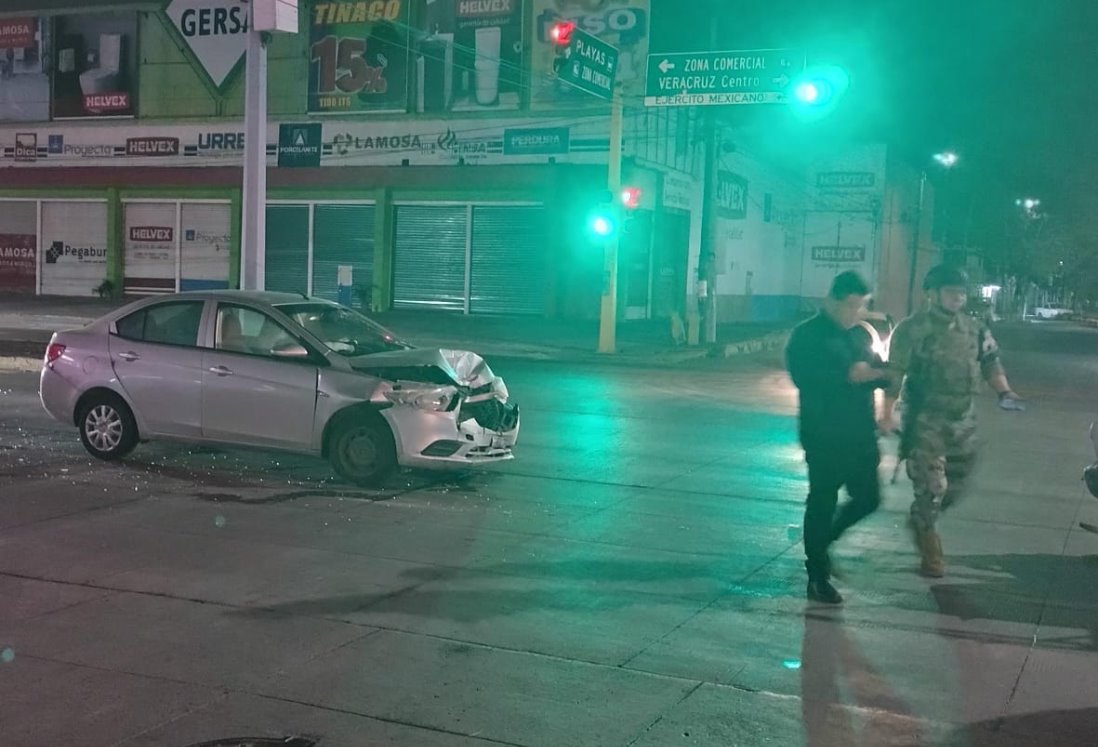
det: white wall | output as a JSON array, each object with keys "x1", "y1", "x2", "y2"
[{"x1": 709, "y1": 143, "x2": 807, "y2": 302}]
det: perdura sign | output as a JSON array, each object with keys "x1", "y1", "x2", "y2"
[{"x1": 166, "y1": 0, "x2": 250, "y2": 91}]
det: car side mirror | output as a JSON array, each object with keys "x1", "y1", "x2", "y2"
[{"x1": 271, "y1": 342, "x2": 311, "y2": 359}]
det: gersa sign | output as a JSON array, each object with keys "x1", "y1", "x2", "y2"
[
  {"x1": 166, "y1": 0, "x2": 250, "y2": 91},
  {"x1": 308, "y1": 1, "x2": 411, "y2": 114}
]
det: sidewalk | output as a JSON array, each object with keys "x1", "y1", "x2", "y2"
[{"x1": 0, "y1": 294, "x2": 795, "y2": 367}]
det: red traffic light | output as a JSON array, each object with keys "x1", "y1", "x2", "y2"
[
  {"x1": 549, "y1": 20, "x2": 575, "y2": 46},
  {"x1": 619, "y1": 187, "x2": 642, "y2": 210}
]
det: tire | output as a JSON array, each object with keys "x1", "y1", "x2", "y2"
[
  {"x1": 327, "y1": 413, "x2": 397, "y2": 487},
  {"x1": 77, "y1": 392, "x2": 139, "y2": 461}
]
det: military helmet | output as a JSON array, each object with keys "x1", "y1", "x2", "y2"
[
  {"x1": 1086, "y1": 463, "x2": 1098, "y2": 499},
  {"x1": 923, "y1": 264, "x2": 969, "y2": 291}
]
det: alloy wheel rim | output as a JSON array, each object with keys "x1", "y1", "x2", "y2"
[{"x1": 85, "y1": 405, "x2": 123, "y2": 452}]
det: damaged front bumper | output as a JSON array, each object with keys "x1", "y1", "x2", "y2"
[{"x1": 383, "y1": 393, "x2": 520, "y2": 470}]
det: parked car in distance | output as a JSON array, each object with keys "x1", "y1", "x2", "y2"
[
  {"x1": 1032, "y1": 306, "x2": 1073, "y2": 320},
  {"x1": 40, "y1": 291, "x2": 519, "y2": 486}
]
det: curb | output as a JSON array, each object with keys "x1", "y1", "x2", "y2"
[
  {"x1": 0, "y1": 356, "x2": 39, "y2": 373},
  {"x1": 720, "y1": 330, "x2": 790, "y2": 358}
]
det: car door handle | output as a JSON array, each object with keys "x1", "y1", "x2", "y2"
[
  {"x1": 118, "y1": 351, "x2": 140, "y2": 362},
  {"x1": 208, "y1": 365, "x2": 234, "y2": 377}
]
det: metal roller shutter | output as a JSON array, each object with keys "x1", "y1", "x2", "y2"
[
  {"x1": 312, "y1": 204, "x2": 375, "y2": 306},
  {"x1": 469, "y1": 205, "x2": 547, "y2": 315},
  {"x1": 393, "y1": 205, "x2": 467, "y2": 311},
  {"x1": 264, "y1": 204, "x2": 308, "y2": 295}
]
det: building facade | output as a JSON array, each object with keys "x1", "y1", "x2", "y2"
[{"x1": 0, "y1": 0, "x2": 928, "y2": 327}]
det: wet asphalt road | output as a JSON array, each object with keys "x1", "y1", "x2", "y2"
[{"x1": 1, "y1": 322, "x2": 1097, "y2": 746}]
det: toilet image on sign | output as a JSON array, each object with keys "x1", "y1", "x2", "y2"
[{"x1": 79, "y1": 33, "x2": 123, "y2": 101}]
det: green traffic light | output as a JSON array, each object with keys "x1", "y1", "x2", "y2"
[
  {"x1": 794, "y1": 80, "x2": 821, "y2": 104},
  {"x1": 790, "y1": 64, "x2": 849, "y2": 117},
  {"x1": 591, "y1": 215, "x2": 614, "y2": 236}
]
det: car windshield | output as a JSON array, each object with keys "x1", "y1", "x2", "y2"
[{"x1": 276, "y1": 303, "x2": 410, "y2": 357}]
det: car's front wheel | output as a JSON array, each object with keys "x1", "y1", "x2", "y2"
[
  {"x1": 327, "y1": 414, "x2": 397, "y2": 487},
  {"x1": 77, "y1": 392, "x2": 138, "y2": 460}
]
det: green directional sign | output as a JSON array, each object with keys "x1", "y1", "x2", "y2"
[
  {"x1": 558, "y1": 28, "x2": 620, "y2": 102},
  {"x1": 644, "y1": 49, "x2": 804, "y2": 107}
]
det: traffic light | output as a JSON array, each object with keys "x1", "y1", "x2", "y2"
[
  {"x1": 548, "y1": 20, "x2": 575, "y2": 75},
  {"x1": 549, "y1": 20, "x2": 575, "y2": 46},
  {"x1": 789, "y1": 64, "x2": 850, "y2": 118},
  {"x1": 619, "y1": 187, "x2": 642, "y2": 210},
  {"x1": 587, "y1": 204, "x2": 617, "y2": 239}
]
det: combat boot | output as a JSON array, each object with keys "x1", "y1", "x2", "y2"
[{"x1": 916, "y1": 529, "x2": 946, "y2": 578}]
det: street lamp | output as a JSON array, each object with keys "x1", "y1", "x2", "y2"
[
  {"x1": 906, "y1": 152, "x2": 960, "y2": 313},
  {"x1": 1016, "y1": 197, "x2": 1041, "y2": 217}
]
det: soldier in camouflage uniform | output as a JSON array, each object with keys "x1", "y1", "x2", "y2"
[{"x1": 880, "y1": 265, "x2": 1023, "y2": 577}]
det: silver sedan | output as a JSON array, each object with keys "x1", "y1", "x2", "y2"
[{"x1": 39, "y1": 291, "x2": 519, "y2": 486}]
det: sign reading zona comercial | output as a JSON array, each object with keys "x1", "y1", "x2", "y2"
[{"x1": 644, "y1": 48, "x2": 802, "y2": 107}]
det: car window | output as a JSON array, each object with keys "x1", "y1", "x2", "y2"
[
  {"x1": 214, "y1": 304, "x2": 301, "y2": 358},
  {"x1": 276, "y1": 302, "x2": 409, "y2": 357},
  {"x1": 114, "y1": 301, "x2": 204, "y2": 347}
]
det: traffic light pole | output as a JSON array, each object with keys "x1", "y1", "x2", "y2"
[
  {"x1": 699, "y1": 108, "x2": 718, "y2": 345},
  {"x1": 597, "y1": 85, "x2": 624, "y2": 354}
]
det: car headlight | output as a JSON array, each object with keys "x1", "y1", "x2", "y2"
[{"x1": 384, "y1": 385, "x2": 456, "y2": 412}]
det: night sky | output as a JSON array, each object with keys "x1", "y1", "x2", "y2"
[{"x1": 651, "y1": 0, "x2": 1098, "y2": 246}]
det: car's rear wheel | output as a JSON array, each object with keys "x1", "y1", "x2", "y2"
[
  {"x1": 77, "y1": 393, "x2": 138, "y2": 460},
  {"x1": 328, "y1": 414, "x2": 397, "y2": 487}
]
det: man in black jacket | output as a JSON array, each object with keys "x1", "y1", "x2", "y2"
[{"x1": 786, "y1": 271, "x2": 890, "y2": 604}]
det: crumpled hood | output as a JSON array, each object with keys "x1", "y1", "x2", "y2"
[{"x1": 349, "y1": 347, "x2": 497, "y2": 389}]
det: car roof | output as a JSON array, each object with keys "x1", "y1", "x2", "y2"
[{"x1": 174, "y1": 289, "x2": 315, "y2": 305}]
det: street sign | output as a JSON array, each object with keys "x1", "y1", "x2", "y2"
[
  {"x1": 557, "y1": 27, "x2": 620, "y2": 101},
  {"x1": 644, "y1": 48, "x2": 803, "y2": 107}
]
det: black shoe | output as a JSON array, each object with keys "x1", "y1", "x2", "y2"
[{"x1": 807, "y1": 579, "x2": 843, "y2": 605}]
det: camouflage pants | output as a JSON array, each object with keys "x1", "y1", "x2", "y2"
[{"x1": 903, "y1": 404, "x2": 979, "y2": 531}]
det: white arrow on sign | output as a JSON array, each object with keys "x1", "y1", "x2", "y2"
[
  {"x1": 773, "y1": 74, "x2": 790, "y2": 87},
  {"x1": 658, "y1": 59, "x2": 675, "y2": 74}
]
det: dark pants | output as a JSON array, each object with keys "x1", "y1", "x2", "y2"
[{"x1": 803, "y1": 443, "x2": 882, "y2": 581}]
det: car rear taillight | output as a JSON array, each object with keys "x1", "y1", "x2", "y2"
[{"x1": 45, "y1": 343, "x2": 66, "y2": 365}]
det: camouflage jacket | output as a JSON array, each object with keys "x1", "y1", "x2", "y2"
[{"x1": 887, "y1": 307, "x2": 1004, "y2": 414}]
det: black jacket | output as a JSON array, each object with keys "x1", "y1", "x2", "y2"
[{"x1": 786, "y1": 312, "x2": 885, "y2": 453}]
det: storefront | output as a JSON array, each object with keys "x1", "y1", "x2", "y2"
[
  {"x1": 392, "y1": 202, "x2": 549, "y2": 315},
  {"x1": 0, "y1": 198, "x2": 109, "y2": 296},
  {"x1": 123, "y1": 200, "x2": 232, "y2": 294},
  {"x1": 265, "y1": 201, "x2": 377, "y2": 306}
]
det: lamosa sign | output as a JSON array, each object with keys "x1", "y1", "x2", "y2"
[{"x1": 167, "y1": 0, "x2": 251, "y2": 90}]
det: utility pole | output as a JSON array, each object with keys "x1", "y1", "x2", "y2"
[
  {"x1": 699, "y1": 108, "x2": 718, "y2": 344},
  {"x1": 240, "y1": 24, "x2": 267, "y2": 291},
  {"x1": 598, "y1": 84, "x2": 624, "y2": 354},
  {"x1": 905, "y1": 170, "x2": 927, "y2": 315}
]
